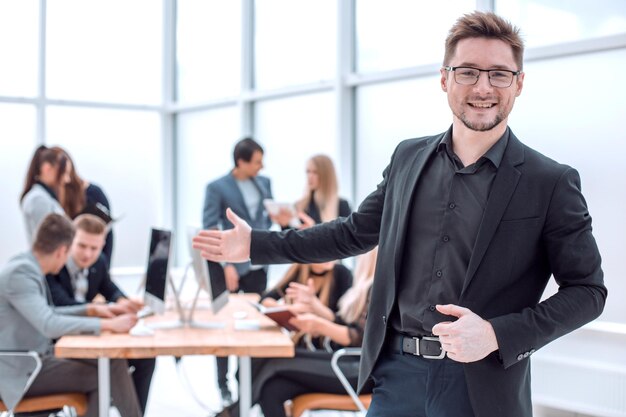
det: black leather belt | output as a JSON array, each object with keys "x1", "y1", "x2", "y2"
[{"x1": 391, "y1": 332, "x2": 446, "y2": 359}]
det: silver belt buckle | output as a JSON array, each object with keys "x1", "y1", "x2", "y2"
[{"x1": 414, "y1": 336, "x2": 446, "y2": 359}]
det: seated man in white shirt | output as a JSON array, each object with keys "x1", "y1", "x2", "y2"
[{"x1": 0, "y1": 213, "x2": 142, "y2": 417}]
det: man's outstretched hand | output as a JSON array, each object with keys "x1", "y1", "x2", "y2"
[{"x1": 192, "y1": 208, "x2": 252, "y2": 263}]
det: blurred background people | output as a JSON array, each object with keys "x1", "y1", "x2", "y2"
[
  {"x1": 218, "y1": 248, "x2": 377, "y2": 417},
  {"x1": 0, "y1": 213, "x2": 141, "y2": 417},
  {"x1": 53, "y1": 146, "x2": 116, "y2": 270}
]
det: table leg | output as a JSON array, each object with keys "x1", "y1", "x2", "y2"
[
  {"x1": 239, "y1": 356, "x2": 251, "y2": 417},
  {"x1": 98, "y1": 357, "x2": 111, "y2": 417}
]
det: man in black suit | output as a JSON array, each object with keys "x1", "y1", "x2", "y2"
[
  {"x1": 47, "y1": 214, "x2": 156, "y2": 413},
  {"x1": 193, "y1": 11, "x2": 607, "y2": 417}
]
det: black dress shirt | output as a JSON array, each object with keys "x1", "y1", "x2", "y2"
[{"x1": 390, "y1": 127, "x2": 509, "y2": 336}]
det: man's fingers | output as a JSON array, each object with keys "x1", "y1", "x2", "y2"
[
  {"x1": 436, "y1": 304, "x2": 470, "y2": 318},
  {"x1": 226, "y1": 207, "x2": 244, "y2": 226},
  {"x1": 431, "y1": 321, "x2": 453, "y2": 336}
]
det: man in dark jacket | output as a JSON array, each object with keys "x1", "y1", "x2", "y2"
[
  {"x1": 193, "y1": 11, "x2": 607, "y2": 417},
  {"x1": 47, "y1": 214, "x2": 155, "y2": 413}
]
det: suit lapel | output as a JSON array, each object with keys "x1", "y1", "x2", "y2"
[
  {"x1": 226, "y1": 174, "x2": 251, "y2": 222},
  {"x1": 461, "y1": 133, "x2": 524, "y2": 296}
]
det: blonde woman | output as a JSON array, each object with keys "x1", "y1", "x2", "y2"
[
  {"x1": 261, "y1": 261, "x2": 353, "y2": 349},
  {"x1": 272, "y1": 154, "x2": 351, "y2": 229}
]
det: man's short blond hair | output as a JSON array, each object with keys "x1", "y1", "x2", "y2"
[{"x1": 73, "y1": 214, "x2": 107, "y2": 235}]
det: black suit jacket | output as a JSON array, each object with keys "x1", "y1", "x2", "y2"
[
  {"x1": 46, "y1": 255, "x2": 126, "y2": 306},
  {"x1": 250, "y1": 129, "x2": 607, "y2": 417}
]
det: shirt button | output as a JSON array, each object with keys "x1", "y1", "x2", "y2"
[
  {"x1": 429, "y1": 305, "x2": 436, "y2": 312},
  {"x1": 435, "y1": 270, "x2": 442, "y2": 278},
  {"x1": 442, "y1": 235, "x2": 450, "y2": 242},
  {"x1": 517, "y1": 354, "x2": 524, "y2": 361},
  {"x1": 448, "y1": 202, "x2": 456, "y2": 209}
]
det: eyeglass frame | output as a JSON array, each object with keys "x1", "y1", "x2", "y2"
[{"x1": 443, "y1": 66, "x2": 522, "y2": 88}]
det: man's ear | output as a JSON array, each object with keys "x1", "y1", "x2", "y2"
[
  {"x1": 440, "y1": 68, "x2": 449, "y2": 92},
  {"x1": 55, "y1": 245, "x2": 69, "y2": 262}
]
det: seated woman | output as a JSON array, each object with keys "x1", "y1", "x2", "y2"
[
  {"x1": 218, "y1": 248, "x2": 378, "y2": 417},
  {"x1": 261, "y1": 260, "x2": 352, "y2": 350}
]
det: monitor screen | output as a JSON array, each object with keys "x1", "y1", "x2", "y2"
[
  {"x1": 144, "y1": 228, "x2": 173, "y2": 314},
  {"x1": 187, "y1": 226, "x2": 229, "y2": 314}
]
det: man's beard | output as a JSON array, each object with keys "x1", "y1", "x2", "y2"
[{"x1": 458, "y1": 109, "x2": 505, "y2": 132}]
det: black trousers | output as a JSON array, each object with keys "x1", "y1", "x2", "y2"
[
  {"x1": 128, "y1": 358, "x2": 155, "y2": 413},
  {"x1": 258, "y1": 369, "x2": 358, "y2": 417},
  {"x1": 366, "y1": 338, "x2": 475, "y2": 417},
  {"x1": 216, "y1": 268, "x2": 267, "y2": 390}
]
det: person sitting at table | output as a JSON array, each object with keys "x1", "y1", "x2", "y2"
[
  {"x1": 261, "y1": 260, "x2": 353, "y2": 349},
  {"x1": 0, "y1": 213, "x2": 142, "y2": 417},
  {"x1": 217, "y1": 248, "x2": 378, "y2": 417},
  {"x1": 46, "y1": 214, "x2": 156, "y2": 413}
]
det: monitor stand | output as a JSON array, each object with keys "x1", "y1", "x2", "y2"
[
  {"x1": 187, "y1": 285, "x2": 225, "y2": 329},
  {"x1": 147, "y1": 275, "x2": 186, "y2": 330}
]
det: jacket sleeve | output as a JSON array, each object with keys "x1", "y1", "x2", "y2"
[
  {"x1": 92, "y1": 258, "x2": 126, "y2": 302},
  {"x1": 8, "y1": 268, "x2": 100, "y2": 338},
  {"x1": 46, "y1": 272, "x2": 80, "y2": 306},
  {"x1": 489, "y1": 168, "x2": 607, "y2": 368}
]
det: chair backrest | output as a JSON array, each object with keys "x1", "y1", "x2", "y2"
[
  {"x1": 0, "y1": 351, "x2": 42, "y2": 413},
  {"x1": 290, "y1": 348, "x2": 371, "y2": 417},
  {"x1": 0, "y1": 351, "x2": 87, "y2": 417}
]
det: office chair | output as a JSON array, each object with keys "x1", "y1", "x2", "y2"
[
  {"x1": 0, "y1": 351, "x2": 87, "y2": 417},
  {"x1": 290, "y1": 348, "x2": 372, "y2": 417}
]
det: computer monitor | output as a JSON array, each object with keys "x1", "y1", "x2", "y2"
[
  {"x1": 144, "y1": 228, "x2": 174, "y2": 315},
  {"x1": 186, "y1": 227, "x2": 229, "y2": 328}
]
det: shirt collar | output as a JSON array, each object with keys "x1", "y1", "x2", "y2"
[
  {"x1": 66, "y1": 256, "x2": 85, "y2": 278},
  {"x1": 437, "y1": 126, "x2": 510, "y2": 169}
]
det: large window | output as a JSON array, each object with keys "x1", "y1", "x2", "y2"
[
  {"x1": 355, "y1": 77, "x2": 449, "y2": 202},
  {"x1": 497, "y1": 0, "x2": 626, "y2": 48},
  {"x1": 46, "y1": 107, "x2": 163, "y2": 268},
  {"x1": 0, "y1": 1, "x2": 38, "y2": 97},
  {"x1": 0, "y1": 104, "x2": 37, "y2": 265},
  {"x1": 356, "y1": 0, "x2": 475, "y2": 73},
  {"x1": 254, "y1": 0, "x2": 336, "y2": 89},
  {"x1": 255, "y1": 93, "x2": 339, "y2": 203},
  {"x1": 176, "y1": 0, "x2": 241, "y2": 102},
  {"x1": 46, "y1": 0, "x2": 162, "y2": 104}
]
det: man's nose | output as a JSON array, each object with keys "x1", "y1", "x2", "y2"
[{"x1": 473, "y1": 72, "x2": 493, "y2": 93}]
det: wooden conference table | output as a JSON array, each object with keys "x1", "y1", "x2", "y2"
[{"x1": 55, "y1": 294, "x2": 295, "y2": 417}]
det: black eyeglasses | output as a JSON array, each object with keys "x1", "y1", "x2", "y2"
[{"x1": 443, "y1": 66, "x2": 521, "y2": 88}]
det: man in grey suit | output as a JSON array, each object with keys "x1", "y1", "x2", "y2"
[
  {"x1": 203, "y1": 137, "x2": 273, "y2": 404},
  {"x1": 194, "y1": 12, "x2": 606, "y2": 417},
  {"x1": 0, "y1": 213, "x2": 142, "y2": 417}
]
